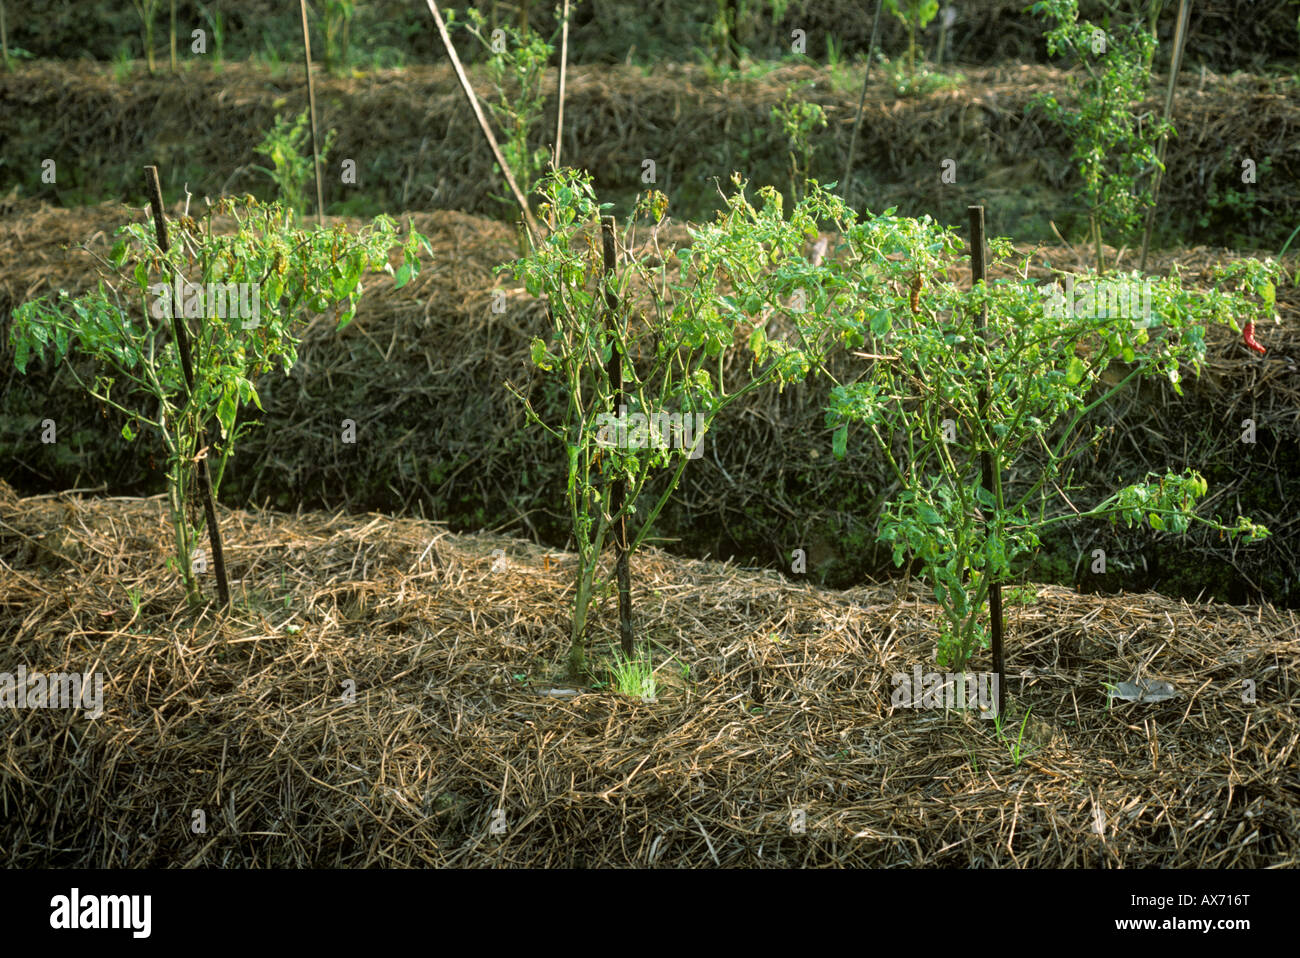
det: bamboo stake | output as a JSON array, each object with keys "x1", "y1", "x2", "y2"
[
  {"x1": 1, "y1": 2, "x2": 10, "y2": 73},
  {"x1": 169, "y1": 0, "x2": 176, "y2": 71},
  {"x1": 144, "y1": 165, "x2": 230, "y2": 609},
  {"x1": 553, "y1": 0, "x2": 570, "y2": 168},
  {"x1": 298, "y1": 0, "x2": 326, "y2": 227},
  {"x1": 841, "y1": 0, "x2": 884, "y2": 201},
  {"x1": 969, "y1": 204, "x2": 1003, "y2": 718},
  {"x1": 421, "y1": 0, "x2": 542, "y2": 243},
  {"x1": 1139, "y1": 0, "x2": 1191, "y2": 272}
]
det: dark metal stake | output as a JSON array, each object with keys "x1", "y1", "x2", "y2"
[
  {"x1": 602, "y1": 217, "x2": 633, "y2": 657},
  {"x1": 144, "y1": 165, "x2": 230, "y2": 609},
  {"x1": 968, "y1": 205, "x2": 1003, "y2": 717}
]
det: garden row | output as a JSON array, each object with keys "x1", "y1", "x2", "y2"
[
  {"x1": 5, "y1": 0, "x2": 1295, "y2": 71},
  {"x1": 0, "y1": 59, "x2": 1295, "y2": 249},
  {"x1": 2, "y1": 193, "x2": 1296, "y2": 610}
]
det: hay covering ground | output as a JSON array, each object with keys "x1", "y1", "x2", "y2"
[
  {"x1": 0, "y1": 480, "x2": 1297, "y2": 867},
  {"x1": 1, "y1": 59, "x2": 1296, "y2": 247}
]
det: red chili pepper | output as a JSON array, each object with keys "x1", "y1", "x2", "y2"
[{"x1": 1243, "y1": 322, "x2": 1266, "y2": 355}]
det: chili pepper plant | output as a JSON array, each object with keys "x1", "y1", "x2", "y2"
[
  {"x1": 510, "y1": 169, "x2": 877, "y2": 676},
  {"x1": 826, "y1": 229, "x2": 1277, "y2": 670},
  {"x1": 1028, "y1": 0, "x2": 1172, "y2": 273},
  {"x1": 10, "y1": 196, "x2": 430, "y2": 605}
]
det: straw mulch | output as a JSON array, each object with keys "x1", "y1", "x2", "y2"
[
  {"x1": 1, "y1": 479, "x2": 1296, "y2": 867},
  {"x1": 1, "y1": 58, "x2": 1296, "y2": 246}
]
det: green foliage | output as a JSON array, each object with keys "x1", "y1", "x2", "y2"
[
  {"x1": 458, "y1": 7, "x2": 556, "y2": 213},
  {"x1": 885, "y1": 0, "x2": 939, "y2": 75},
  {"x1": 1004, "y1": 584, "x2": 1038, "y2": 606},
  {"x1": 826, "y1": 223, "x2": 1276, "y2": 669},
  {"x1": 319, "y1": 0, "x2": 355, "y2": 73},
  {"x1": 608, "y1": 647, "x2": 658, "y2": 700},
  {"x1": 197, "y1": 2, "x2": 225, "y2": 63},
  {"x1": 129, "y1": 0, "x2": 161, "y2": 73},
  {"x1": 111, "y1": 43, "x2": 134, "y2": 82},
  {"x1": 1197, "y1": 156, "x2": 1274, "y2": 244},
  {"x1": 1029, "y1": 0, "x2": 1170, "y2": 271},
  {"x1": 11, "y1": 197, "x2": 429, "y2": 604},
  {"x1": 509, "y1": 168, "x2": 857, "y2": 674},
  {"x1": 770, "y1": 85, "x2": 827, "y2": 201},
  {"x1": 991, "y1": 705, "x2": 1036, "y2": 767},
  {"x1": 877, "y1": 53, "x2": 964, "y2": 97},
  {"x1": 703, "y1": 1, "x2": 808, "y2": 68},
  {"x1": 253, "y1": 111, "x2": 337, "y2": 220}
]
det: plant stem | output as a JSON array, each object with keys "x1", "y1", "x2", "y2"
[{"x1": 144, "y1": 165, "x2": 230, "y2": 609}]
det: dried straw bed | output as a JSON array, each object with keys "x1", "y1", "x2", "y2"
[
  {"x1": 1, "y1": 58, "x2": 1297, "y2": 245},
  {"x1": 1, "y1": 480, "x2": 1296, "y2": 867}
]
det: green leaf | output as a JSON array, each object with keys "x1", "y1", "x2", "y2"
[
  {"x1": 242, "y1": 380, "x2": 263, "y2": 411},
  {"x1": 918, "y1": 505, "x2": 943, "y2": 525},
  {"x1": 393, "y1": 262, "x2": 413, "y2": 290},
  {"x1": 530, "y1": 337, "x2": 552, "y2": 371},
  {"x1": 121, "y1": 421, "x2": 136, "y2": 441},
  {"x1": 217, "y1": 388, "x2": 237, "y2": 439},
  {"x1": 832, "y1": 423, "x2": 848, "y2": 459},
  {"x1": 1065, "y1": 355, "x2": 1085, "y2": 385},
  {"x1": 870, "y1": 309, "x2": 891, "y2": 337}
]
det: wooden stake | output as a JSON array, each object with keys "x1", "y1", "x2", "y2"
[
  {"x1": 1, "y1": 2, "x2": 10, "y2": 73},
  {"x1": 841, "y1": 0, "x2": 884, "y2": 201},
  {"x1": 602, "y1": 217, "x2": 633, "y2": 657},
  {"x1": 553, "y1": 0, "x2": 570, "y2": 168},
  {"x1": 421, "y1": 0, "x2": 542, "y2": 243},
  {"x1": 298, "y1": 0, "x2": 326, "y2": 227},
  {"x1": 169, "y1": 0, "x2": 176, "y2": 71},
  {"x1": 1139, "y1": 0, "x2": 1191, "y2": 273},
  {"x1": 969, "y1": 205, "x2": 1003, "y2": 717},
  {"x1": 144, "y1": 165, "x2": 230, "y2": 609}
]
